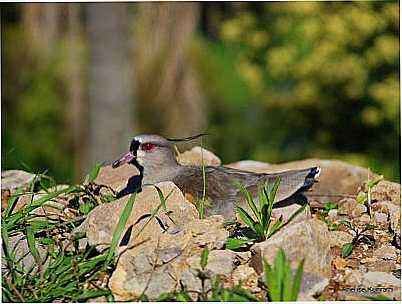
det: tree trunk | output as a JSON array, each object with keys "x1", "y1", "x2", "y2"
[
  {"x1": 86, "y1": 3, "x2": 135, "y2": 168},
  {"x1": 134, "y1": 2, "x2": 206, "y2": 141}
]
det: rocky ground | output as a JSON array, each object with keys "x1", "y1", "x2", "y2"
[{"x1": 1, "y1": 146, "x2": 401, "y2": 301}]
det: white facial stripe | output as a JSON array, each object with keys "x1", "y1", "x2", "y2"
[{"x1": 136, "y1": 150, "x2": 145, "y2": 165}]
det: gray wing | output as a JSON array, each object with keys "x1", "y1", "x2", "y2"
[{"x1": 172, "y1": 165, "x2": 320, "y2": 218}]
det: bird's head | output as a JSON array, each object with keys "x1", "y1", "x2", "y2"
[{"x1": 112, "y1": 134, "x2": 178, "y2": 171}]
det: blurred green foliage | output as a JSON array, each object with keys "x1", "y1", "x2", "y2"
[
  {"x1": 2, "y1": 25, "x2": 75, "y2": 182},
  {"x1": 193, "y1": 1, "x2": 400, "y2": 181},
  {"x1": 1, "y1": 2, "x2": 400, "y2": 183}
]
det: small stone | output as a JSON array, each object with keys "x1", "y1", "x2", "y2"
[
  {"x1": 329, "y1": 231, "x2": 353, "y2": 247},
  {"x1": 363, "y1": 271, "x2": 401, "y2": 287},
  {"x1": 333, "y1": 257, "x2": 348, "y2": 270},
  {"x1": 232, "y1": 265, "x2": 260, "y2": 292},
  {"x1": 338, "y1": 198, "x2": 366, "y2": 218},
  {"x1": 359, "y1": 214, "x2": 371, "y2": 224},
  {"x1": 328, "y1": 209, "x2": 338, "y2": 222},
  {"x1": 373, "y1": 245, "x2": 397, "y2": 260},
  {"x1": 374, "y1": 212, "x2": 388, "y2": 225},
  {"x1": 344, "y1": 269, "x2": 363, "y2": 285}
]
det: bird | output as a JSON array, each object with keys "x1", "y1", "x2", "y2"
[{"x1": 112, "y1": 134, "x2": 320, "y2": 219}]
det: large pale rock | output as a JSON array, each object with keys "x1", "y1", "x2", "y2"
[
  {"x1": 76, "y1": 182, "x2": 199, "y2": 251},
  {"x1": 95, "y1": 164, "x2": 139, "y2": 193},
  {"x1": 108, "y1": 216, "x2": 232, "y2": 301},
  {"x1": 227, "y1": 159, "x2": 371, "y2": 205},
  {"x1": 1, "y1": 170, "x2": 36, "y2": 191},
  {"x1": 177, "y1": 146, "x2": 221, "y2": 166},
  {"x1": 251, "y1": 219, "x2": 332, "y2": 277}
]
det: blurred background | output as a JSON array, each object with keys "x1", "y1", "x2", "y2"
[{"x1": 1, "y1": 2, "x2": 400, "y2": 183}]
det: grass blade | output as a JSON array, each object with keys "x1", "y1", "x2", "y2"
[
  {"x1": 268, "y1": 177, "x2": 281, "y2": 205},
  {"x1": 25, "y1": 226, "x2": 43, "y2": 273},
  {"x1": 291, "y1": 258, "x2": 304, "y2": 301},
  {"x1": 104, "y1": 193, "x2": 136, "y2": 267},
  {"x1": 200, "y1": 247, "x2": 209, "y2": 270},
  {"x1": 237, "y1": 183, "x2": 261, "y2": 222},
  {"x1": 235, "y1": 206, "x2": 256, "y2": 230},
  {"x1": 84, "y1": 162, "x2": 102, "y2": 184}
]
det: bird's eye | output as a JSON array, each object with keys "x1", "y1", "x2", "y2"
[{"x1": 141, "y1": 143, "x2": 155, "y2": 152}]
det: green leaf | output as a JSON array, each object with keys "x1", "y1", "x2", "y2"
[
  {"x1": 323, "y1": 202, "x2": 338, "y2": 211},
  {"x1": 341, "y1": 243, "x2": 354, "y2": 258},
  {"x1": 79, "y1": 201, "x2": 96, "y2": 214},
  {"x1": 105, "y1": 193, "x2": 136, "y2": 267},
  {"x1": 268, "y1": 177, "x2": 281, "y2": 205},
  {"x1": 274, "y1": 249, "x2": 286, "y2": 301},
  {"x1": 235, "y1": 206, "x2": 256, "y2": 230},
  {"x1": 356, "y1": 191, "x2": 367, "y2": 204},
  {"x1": 367, "y1": 175, "x2": 384, "y2": 188},
  {"x1": 291, "y1": 258, "x2": 305, "y2": 301},
  {"x1": 264, "y1": 258, "x2": 280, "y2": 301},
  {"x1": 176, "y1": 291, "x2": 192, "y2": 302},
  {"x1": 238, "y1": 182, "x2": 261, "y2": 222},
  {"x1": 200, "y1": 247, "x2": 209, "y2": 270},
  {"x1": 76, "y1": 289, "x2": 110, "y2": 301},
  {"x1": 25, "y1": 226, "x2": 42, "y2": 270},
  {"x1": 282, "y1": 259, "x2": 293, "y2": 301},
  {"x1": 225, "y1": 237, "x2": 255, "y2": 250},
  {"x1": 84, "y1": 162, "x2": 102, "y2": 184},
  {"x1": 365, "y1": 294, "x2": 392, "y2": 301}
]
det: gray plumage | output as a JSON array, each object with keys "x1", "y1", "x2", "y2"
[{"x1": 112, "y1": 134, "x2": 320, "y2": 219}]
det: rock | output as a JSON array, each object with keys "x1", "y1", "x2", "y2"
[
  {"x1": 187, "y1": 250, "x2": 235, "y2": 276},
  {"x1": 370, "y1": 181, "x2": 401, "y2": 206},
  {"x1": 1, "y1": 170, "x2": 36, "y2": 191},
  {"x1": 366, "y1": 260, "x2": 396, "y2": 273},
  {"x1": 363, "y1": 271, "x2": 400, "y2": 287},
  {"x1": 371, "y1": 201, "x2": 399, "y2": 215},
  {"x1": 177, "y1": 146, "x2": 221, "y2": 167},
  {"x1": 251, "y1": 219, "x2": 332, "y2": 277},
  {"x1": 327, "y1": 209, "x2": 338, "y2": 222},
  {"x1": 359, "y1": 214, "x2": 371, "y2": 224},
  {"x1": 1, "y1": 233, "x2": 48, "y2": 274},
  {"x1": 390, "y1": 209, "x2": 401, "y2": 248},
  {"x1": 373, "y1": 212, "x2": 388, "y2": 225},
  {"x1": 373, "y1": 245, "x2": 397, "y2": 261},
  {"x1": 108, "y1": 216, "x2": 231, "y2": 301},
  {"x1": 271, "y1": 203, "x2": 311, "y2": 224},
  {"x1": 95, "y1": 164, "x2": 139, "y2": 193},
  {"x1": 226, "y1": 159, "x2": 370, "y2": 206},
  {"x1": 329, "y1": 231, "x2": 354, "y2": 247},
  {"x1": 298, "y1": 272, "x2": 329, "y2": 300},
  {"x1": 338, "y1": 198, "x2": 366, "y2": 217},
  {"x1": 343, "y1": 269, "x2": 364, "y2": 285},
  {"x1": 76, "y1": 182, "x2": 199, "y2": 252},
  {"x1": 232, "y1": 265, "x2": 260, "y2": 293}
]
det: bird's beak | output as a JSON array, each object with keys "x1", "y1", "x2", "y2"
[{"x1": 112, "y1": 151, "x2": 136, "y2": 168}]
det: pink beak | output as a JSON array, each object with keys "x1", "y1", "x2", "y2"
[{"x1": 112, "y1": 151, "x2": 136, "y2": 168}]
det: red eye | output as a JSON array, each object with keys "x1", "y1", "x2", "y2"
[{"x1": 141, "y1": 143, "x2": 155, "y2": 152}]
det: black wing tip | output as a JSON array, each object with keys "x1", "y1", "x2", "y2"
[
  {"x1": 307, "y1": 167, "x2": 321, "y2": 180},
  {"x1": 301, "y1": 166, "x2": 321, "y2": 191}
]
